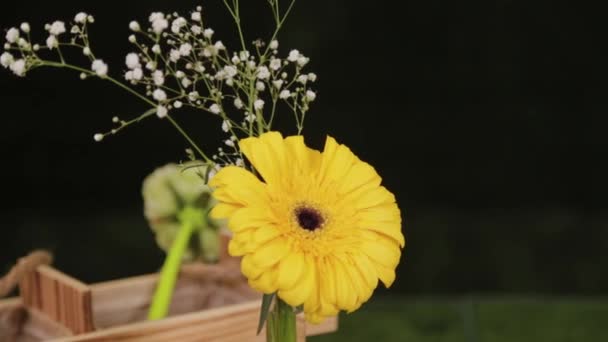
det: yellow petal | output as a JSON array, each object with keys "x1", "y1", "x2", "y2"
[
  {"x1": 241, "y1": 254, "x2": 264, "y2": 279},
  {"x1": 284, "y1": 136, "x2": 322, "y2": 174},
  {"x1": 331, "y1": 258, "x2": 358, "y2": 311},
  {"x1": 228, "y1": 207, "x2": 274, "y2": 233},
  {"x1": 251, "y1": 238, "x2": 290, "y2": 268},
  {"x1": 253, "y1": 226, "x2": 282, "y2": 245},
  {"x1": 210, "y1": 166, "x2": 268, "y2": 206},
  {"x1": 248, "y1": 267, "x2": 279, "y2": 293},
  {"x1": 360, "y1": 233, "x2": 401, "y2": 269},
  {"x1": 318, "y1": 136, "x2": 357, "y2": 187},
  {"x1": 318, "y1": 258, "x2": 339, "y2": 316},
  {"x1": 209, "y1": 203, "x2": 240, "y2": 219},
  {"x1": 351, "y1": 253, "x2": 378, "y2": 290},
  {"x1": 338, "y1": 161, "x2": 381, "y2": 195},
  {"x1": 228, "y1": 238, "x2": 248, "y2": 256},
  {"x1": 276, "y1": 251, "x2": 306, "y2": 291},
  {"x1": 354, "y1": 186, "x2": 396, "y2": 210},
  {"x1": 278, "y1": 255, "x2": 315, "y2": 307},
  {"x1": 340, "y1": 257, "x2": 371, "y2": 311},
  {"x1": 375, "y1": 263, "x2": 396, "y2": 287},
  {"x1": 239, "y1": 132, "x2": 286, "y2": 186}
]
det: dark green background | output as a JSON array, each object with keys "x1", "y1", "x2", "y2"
[{"x1": 1, "y1": 0, "x2": 607, "y2": 296}]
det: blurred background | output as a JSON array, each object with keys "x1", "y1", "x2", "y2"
[{"x1": 1, "y1": 0, "x2": 607, "y2": 340}]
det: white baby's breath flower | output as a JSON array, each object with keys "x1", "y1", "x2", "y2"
[
  {"x1": 269, "y1": 39, "x2": 279, "y2": 50},
  {"x1": 221, "y1": 120, "x2": 231, "y2": 132},
  {"x1": 287, "y1": 49, "x2": 300, "y2": 62},
  {"x1": 225, "y1": 139, "x2": 235, "y2": 147},
  {"x1": 151, "y1": 44, "x2": 161, "y2": 54},
  {"x1": 83, "y1": 46, "x2": 91, "y2": 55},
  {"x1": 4, "y1": 43, "x2": 10, "y2": 49},
  {"x1": 74, "y1": 12, "x2": 88, "y2": 24},
  {"x1": 129, "y1": 21, "x2": 140, "y2": 32},
  {"x1": 270, "y1": 58, "x2": 282, "y2": 71},
  {"x1": 128, "y1": 35, "x2": 136, "y2": 43},
  {"x1": 279, "y1": 89, "x2": 291, "y2": 99},
  {"x1": 170, "y1": 49, "x2": 180, "y2": 62},
  {"x1": 209, "y1": 103, "x2": 221, "y2": 114},
  {"x1": 239, "y1": 50, "x2": 250, "y2": 61},
  {"x1": 87, "y1": 15, "x2": 95, "y2": 23},
  {"x1": 17, "y1": 38, "x2": 28, "y2": 48},
  {"x1": 231, "y1": 55, "x2": 240, "y2": 64},
  {"x1": 91, "y1": 59, "x2": 108, "y2": 77},
  {"x1": 33, "y1": 44, "x2": 40, "y2": 51},
  {"x1": 281, "y1": 72, "x2": 288, "y2": 79},
  {"x1": 188, "y1": 91, "x2": 199, "y2": 101},
  {"x1": 10, "y1": 59, "x2": 26, "y2": 76},
  {"x1": 153, "y1": 88, "x2": 167, "y2": 101},
  {"x1": 171, "y1": 17, "x2": 187, "y2": 34},
  {"x1": 174, "y1": 100, "x2": 183, "y2": 108},
  {"x1": 70, "y1": 25, "x2": 80, "y2": 34},
  {"x1": 191, "y1": 11, "x2": 202, "y2": 21},
  {"x1": 224, "y1": 65, "x2": 237, "y2": 78},
  {"x1": 234, "y1": 98, "x2": 243, "y2": 109},
  {"x1": 247, "y1": 60, "x2": 256, "y2": 70},
  {"x1": 308, "y1": 73, "x2": 317, "y2": 82},
  {"x1": 272, "y1": 80, "x2": 283, "y2": 89},
  {"x1": 152, "y1": 70, "x2": 164, "y2": 86},
  {"x1": 203, "y1": 28, "x2": 214, "y2": 39},
  {"x1": 20, "y1": 23, "x2": 30, "y2": 33},
  {"x1": 0, "y1": 52, "x2": 14, "y2": 68},
  {"x1": 125, "y1": 53, "x2": 140, "y2": 69},
  {"x1": 214, "y1": 41, "x2": 225, "y2": 50},
  {"x1": 297, "y1": 74, "x2": 308, "y2": 84},
  {"x1": 254, "y1": 99, "x2": 265, "y2": 110},
  {"x1": 181, "y1": 77, "x2": 192, "y2": 88},
  {"x1": 49, "y1": 21, "x2": 66, "y2": 35},
  {"x1": 151, "y1": 16, "x2": 168, "y2": 34},
  {"x1": 5, "y1": 28, "x2": 19, "y2": 43},
  {"x1": 191, "y1": 25, "x2": 202, "y2": 35},
  {"x1": 256, "y1": 81, "x2": 265, "y2": 91},
  {"x1": 132, "y1": 67, "x2": 143, "y2": 80},
  {"x1": 245, "y1": 112, "x2": 256, "y2": 123},
  {"x1": 256, "y1": 66, "x2": 270, "y2": 80},
  {"x1": 306, "y1": 90, "x2": 317, "y2": 102},
  {"x1": 297, "y1": 56, "x2": 310, "y2": 67},
  {"x1": 156, "y1": 105, "x2": 168, "y2": 118},
  {"x1": 146, "y1": 61, "x2": 157, "y2": 70},
  {"x1": 124, "y1": 70, "x2": 134, "y2": 81},
  {"x1": 46, "y1": 35, "x2": 58, "y2": 49},
  {"x1": 80, "y1": 72, "x2": 87, "y2": 80},
  {"x1": 179, "y1": 43, "x2": 192, "y2": 56},
  {"x1": 93, "y1": 133, "x2": 104, "y2": 142},
  {"x1": 175, "y1": 70, "x2": 185, "y2": 79}
]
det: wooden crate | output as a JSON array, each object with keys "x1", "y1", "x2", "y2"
[{"x1": 0, "y1": 264, "x2": 337, "y2": 341}]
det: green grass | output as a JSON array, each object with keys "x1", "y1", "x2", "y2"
[{"x1": 310, "y1": 296, "x2": 608, "y2": 342}]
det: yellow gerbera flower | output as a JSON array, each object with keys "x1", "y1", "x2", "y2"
[{"x1": 210, "y1": 131, "x2": 405, "y2": 323}]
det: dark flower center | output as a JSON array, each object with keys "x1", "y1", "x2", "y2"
[{"x1": 295, "y1": 207, "x2": 324, "y2": 231}]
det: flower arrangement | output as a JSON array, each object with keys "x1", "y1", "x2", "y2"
[{"x1": 2, "y1": 1, "x2": 405, "y2": 341}]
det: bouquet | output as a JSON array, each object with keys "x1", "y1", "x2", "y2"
[{"x1": 2, "y1": 1, "x2": 405, "y2": 341}]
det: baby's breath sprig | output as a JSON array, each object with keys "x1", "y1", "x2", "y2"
[{"x1": 1, "y1": 1, "x2": 316, "y2": 170}]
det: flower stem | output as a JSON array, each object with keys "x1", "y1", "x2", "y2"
[
  {"x1": 148, "y1": 207, "x2": 204, "y2": 320},
  {"x1": 266, "y1": 298, "x2": 297, "y2": 342}
]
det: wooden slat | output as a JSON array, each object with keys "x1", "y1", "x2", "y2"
[{"x1": 18, "y1": 265, "x2": 95, "y2": 334}]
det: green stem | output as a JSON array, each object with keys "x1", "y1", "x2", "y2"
[
  {"x1": 166, "y1": 115, "x2": 212, "y2": 164},
  {"x1": 148, "y1": 207, "x2": 203, "y2": 320},
  {"x1": 266, "y1": 298, "x2": 297, "y2": 342},
  {"x1": 40, "y1": 61, "x2": 155, "y2": 106}
]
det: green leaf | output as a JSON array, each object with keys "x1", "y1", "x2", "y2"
[{"x1": 257, "y1": 293, "x2": 276, "y2": 335}]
